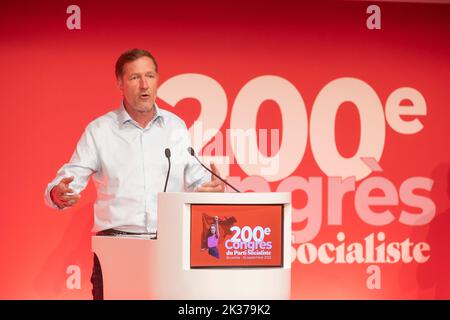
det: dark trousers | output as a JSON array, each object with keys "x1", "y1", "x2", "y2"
[
  {"x1": 91, "y1": 229, "x2": 150, "y2": 300},
  {"x1": 91, "y1": 253, "x2": 103, "y2": 300}
]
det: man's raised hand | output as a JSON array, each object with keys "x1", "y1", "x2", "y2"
[{"x1": 50, "y1": 176, "x2": 81, "y2": 209}]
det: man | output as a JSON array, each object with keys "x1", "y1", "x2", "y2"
[{"x1": 44, "y1": 49, "x2": 224, "y2": 299}]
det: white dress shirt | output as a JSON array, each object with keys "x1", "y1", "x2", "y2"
[{"x1": 44, "y1": 103, "x2": 210, "y2": 233}]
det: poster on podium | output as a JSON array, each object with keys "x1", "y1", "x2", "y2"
[{"x1": 190, "y1": 204, "x2": 284, "y2": 268}]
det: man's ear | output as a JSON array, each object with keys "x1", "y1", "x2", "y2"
[{"x1": 116, "y1": 76, "x2": 123, "y2": 91}]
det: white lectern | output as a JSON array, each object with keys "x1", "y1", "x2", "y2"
[{"x1": 92, "y1": 192, "x2": 291, "y2": 299}]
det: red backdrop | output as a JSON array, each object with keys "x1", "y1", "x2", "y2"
[{"x1": 0, "y1": 0, "x2": 449, "y2": 299}]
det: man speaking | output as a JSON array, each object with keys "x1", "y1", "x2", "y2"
[{"x1": 44, "y1": 49, "x2": 224, "y2": 299}]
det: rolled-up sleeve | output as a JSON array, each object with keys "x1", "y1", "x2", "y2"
[
  {"x1": 176, "y1": 124, "x2": 211, "y2": 192},
  {"x1": 184, "y1": 154, "x2": 211, "y2": 192}
]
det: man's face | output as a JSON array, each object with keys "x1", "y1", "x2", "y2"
[{"x1": 117, "y1": 56, "x2": 159, "y2": 113}]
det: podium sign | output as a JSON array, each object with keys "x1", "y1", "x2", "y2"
[{"x1": 190, "y1": 204, "x2": 283, "y2": 268}]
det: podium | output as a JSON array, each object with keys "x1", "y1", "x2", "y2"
[{"x1": 92, "y1": 192, "x2": 291, "y2": 299}]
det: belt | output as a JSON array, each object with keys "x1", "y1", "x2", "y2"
[{"x1": 96, "y1": 228, "x2": 152, "y2": 236}]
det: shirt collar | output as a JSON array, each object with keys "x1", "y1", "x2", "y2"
[{"x1": 118, "y1": 101, "x2": 165, "y2": 128}]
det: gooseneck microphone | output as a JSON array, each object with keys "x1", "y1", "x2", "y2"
[
  {"x1": 187, "y1": 147, "x2": 241, "y2": 192},
  {"x1": 163, "y1": 148, "x2": 171, "y2": 192}
]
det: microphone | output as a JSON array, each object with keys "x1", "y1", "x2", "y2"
[
  {"x1": 163, "y1": 148, "x2": 171, "y2": 192},
  {"x1": 187, "y1": 147, "x2": 241, "y2": 192}
]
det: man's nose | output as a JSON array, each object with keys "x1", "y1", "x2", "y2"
[{"x1": 139, "y1": 77, "x2": 149, "y2": 89}]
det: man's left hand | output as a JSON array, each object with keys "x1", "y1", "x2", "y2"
[{"x1": 196, "y1": 162, "x2": 225, "y2": 192}]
